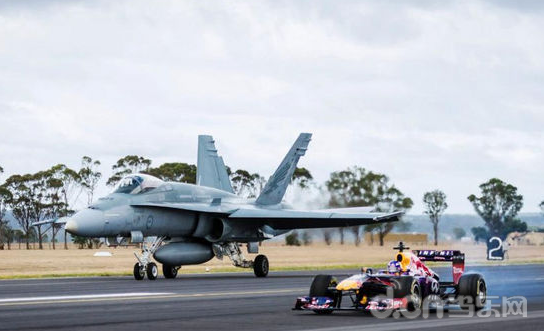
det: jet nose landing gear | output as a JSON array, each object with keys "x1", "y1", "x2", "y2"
[
  {"x1": 133, "y1": 263, "x2": 145, "y2": 280},
  {"x1": 133, "y1": 262, "x2": 158, "y2": 280},
  {"x1": 133, "y1": 236, "x2": 165, "y2": 280}
]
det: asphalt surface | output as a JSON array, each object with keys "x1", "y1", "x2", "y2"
[{"x1": 0, "y1": 264, "x2": 543, "y2": 330}]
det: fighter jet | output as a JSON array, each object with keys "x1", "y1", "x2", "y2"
[{"x1": 37, "y1": 133, "x2": 402, "y2": 280}]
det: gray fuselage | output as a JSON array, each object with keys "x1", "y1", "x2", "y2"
[{"x1": 66, "y1": 181, "x2": 288, "y2": 243}]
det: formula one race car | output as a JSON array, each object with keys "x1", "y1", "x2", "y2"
[{"x1": 294, "y1": 242, "x2": 486, "y2": 314}]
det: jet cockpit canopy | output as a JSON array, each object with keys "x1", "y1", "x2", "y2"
[{"x1": 113, "y1": 173, "x2": 164, "y2": 194}]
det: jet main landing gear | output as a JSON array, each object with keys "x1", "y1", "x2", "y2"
[
  {"x1": 213, "y1": 242, "x2": 269, "y2": 277},
  {"x1": 133, "y1": 236, "x2": 165, "y2": 280},
  {"x1": 162, "y1": 264, "x2": 181, "y2": 279},
  {"x1": 253, "y1": 254, "x2": 269, "y2": 277}
]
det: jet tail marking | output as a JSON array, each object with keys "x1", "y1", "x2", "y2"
[
  {"x1": 196, "y1": 135, "x2": 234, "y2": 193},
  {"x1": 256, "y1": 133, "x2": 312, "y2": 205}
]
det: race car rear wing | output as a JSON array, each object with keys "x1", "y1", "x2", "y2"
[
  {"x1": 413, "y1": 250, "x2": 465, "y2": 284},
  {"x1": 413, "y1": 249, "x2": 464, "y2": 262}
]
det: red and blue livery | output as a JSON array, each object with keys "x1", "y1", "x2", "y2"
[{"x1": 294, "y1": 242, "x2": 487, "y2": 314}]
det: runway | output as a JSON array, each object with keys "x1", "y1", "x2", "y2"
[{"x1": 0, "y1": 264, "x2": 543, "y2": 330}]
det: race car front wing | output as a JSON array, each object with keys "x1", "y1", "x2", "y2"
[{"x1": 293, "y1": 296, "x2": 409, "y2": 312}]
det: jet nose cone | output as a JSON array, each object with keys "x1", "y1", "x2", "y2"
[
  {"x1": 65, "y1": 219, "x2": 78, "y2": 234},
  {"x1": 65, "y1": 209, "x2": 104, "y2": 236}
]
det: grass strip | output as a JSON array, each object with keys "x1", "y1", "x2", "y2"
[{"x1": 1, "y1": 259, "x2": 544, "y2": 280}]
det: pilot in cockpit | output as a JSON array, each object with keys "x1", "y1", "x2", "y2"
[{"x1": 113, "y1": 174, "x2": 163, "y2": 194}]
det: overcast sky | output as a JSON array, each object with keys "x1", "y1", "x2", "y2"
[{"x1": 1, "y1": 0, "x2": 543, "y2": 214}]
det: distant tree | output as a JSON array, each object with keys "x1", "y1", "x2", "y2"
[
  {"x1": 471, "y1": 227, "x2": 488, "y2": 243},
  {"x1": 72, "y1": 235, "x2": 88, "y2": 249},
  {"x1": 468, "y1": 178, "x2": 525, "y2": 239},
  {"x1": 0, "y1": 166, "x2": 11, "y2": 249},
  {"x1": 338, "y1": 228, "x2": 345, "y2": 245},
  {"x1": 326, "y1": 167, "x2": 367, "y2": 245},
  {"x1": 0, "y1": 224, "x2": 14, "y2": 250},
  {"x1": 326, "y1": 166, "x2": 413, "y2": 246},
  {"x1": 47, "y1": 164, "x2": 81, "y2": 211},
  {"x1": 502, "y1": 218, "x2": 527, "y2": 235},
  {"x1": 79, "y1": 156, "x2": 102, "y2": 205},
  {"x1": 285, "y1": 231, "x2": 301, "y2": 246},
  {"x1": 452, "y1": 227, "x2": 466, "y2": 240},
  {"x1": 350, "y1": 226, "x2": 362, "y2": 246},
  {"x1": 365, "y1": 192, "x2": 413, "y2": 246},
  {"x1": 27, "y1": 228, "x2": 39, "y2": 248},
  {"x1": 42, "y1": 166, "x2": 76, "y2": 249},
  {"x1": 107, "y1": 155, "x2": 151, "y2": 186},
  {"x1": 291, "y1": 167, "x2": 313, "y2": 189},
  {"x1": 2, "y1": 173, "x2": 42, "y2": 249},
  {"x1": 2, "y1": 170, "x2": 67, "y2": 250},
  {"x1": 41, "y1": 170, "x2": 63, "y2": 250},
  {"x1": 395, "y1": 220, "x2": 413, "y2": 232},
  {"x1": 301, "y1": 230, "x2": 312, "y2": 246},
  {"x1": 33, "y1": 170, "x2": 65, "y2": 249},
  {"x1": 540, "y1": 201, "x2": 544, "y2": 215},
  {"x1": 147, "y1": 162, "x2": 197, "y2": 183},
  {"x1": 423, "y1": 190, "x2": 448, "y2": 246},
  {"x1": 230, "y1": 169, "x2": 265, "y2": 198},
  {"x1": 322, "y1": 229, "x2": 334, "y2": 245},
  {"x1": 72, "y1": 235, "x2": 103, "y2": 249},
  {"x1": 11, "y1": 229, "x2": 24, "y2": 249}
]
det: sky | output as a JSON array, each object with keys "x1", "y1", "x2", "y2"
[{"x1": 0, "y1": 0, "x2": 543, "y2": 214}]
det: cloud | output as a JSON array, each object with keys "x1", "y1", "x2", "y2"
[{"x1": 0, "y1": 0, "x2": 543, "y2": 214}]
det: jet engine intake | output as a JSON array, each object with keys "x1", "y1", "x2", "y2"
[
  {"x1": 192, "y1": 215, "x2": 232, "y2": 242},
  {"x1": 204, "y1": 217, "x2": 232, "y2": 242}
]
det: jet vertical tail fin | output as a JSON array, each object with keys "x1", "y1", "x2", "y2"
[
  {"x1": 256, "y1": 133, "x2": 312, "y2": 205},
  {"x1": 197, "y1": 135, "x2": 234, "y2": 193}
]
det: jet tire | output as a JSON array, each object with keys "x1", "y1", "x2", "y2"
[
  {"x1": 253, "y1": 255, "x2": 269, "y2": 277},
  {"x1": 133, "y1": 263, "x2": 145, "y2": 280},
  {"x1": 147, "y1": 262, "x2": 158, "y2": 280},
  {"x1": 163, "y1": 264, "x2": 179, "y2": 279}
]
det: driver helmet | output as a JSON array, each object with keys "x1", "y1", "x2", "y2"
[{"x1": 387, "y1": 260, "x2": 402, "y2": 274}]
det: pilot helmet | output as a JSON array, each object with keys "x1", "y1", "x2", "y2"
[{"x1": 387, "y1": 260, "x2": 402, "y2": 274}]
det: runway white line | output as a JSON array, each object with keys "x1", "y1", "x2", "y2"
[
  {"x1": 0, "y1": 292, "x2": 173, "y2": 303},
  {"x1": 0, "y1": 280, "x2": 126, "y2": 287},
  {"x1": 0, "y1": 288, "x2": 306, "y2": 307}
]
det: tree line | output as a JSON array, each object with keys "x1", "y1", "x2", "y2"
[
  {"x1": 0, "y1": 158, "x2": 102, "y2": 249},
  {"x1": 0, "y1": 156, "x2": 539, "y2": 249}
]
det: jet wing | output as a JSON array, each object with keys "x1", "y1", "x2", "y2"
[
  {"x1": 131, "y1": 202, "x2": 401, "y2": 230},
  {"x1": 131, "y1": 201, "x2": 403, "y2": 230},
  {"x1": 228, "y1": 209, "x2": 403, "y2": 229},
  {"x1": 130, "y1": 202, "x2": 238, "y2": 214}
]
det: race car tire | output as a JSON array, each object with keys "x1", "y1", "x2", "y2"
[
  {"x1": 253, "y1": 255, "x2": 269, "y2": 277},
  {"x1": 309, "y1": 275, "x2": 338, "y2": 314},
  {"x1": 146, "y1": 262, "x2": 158, "y2": 280},
  {"x1": 392, "y1": 276, "x2": 421, "y2": 311},
  {"x1": 133, "y1": 263, "x2": 145, "y2": 280},
  {"x1": 458, "y1": 273, "x2": 486, "y2": 310},
  {"x1": 162, "y1": 264, "x2": 179, "y2": 279}
]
